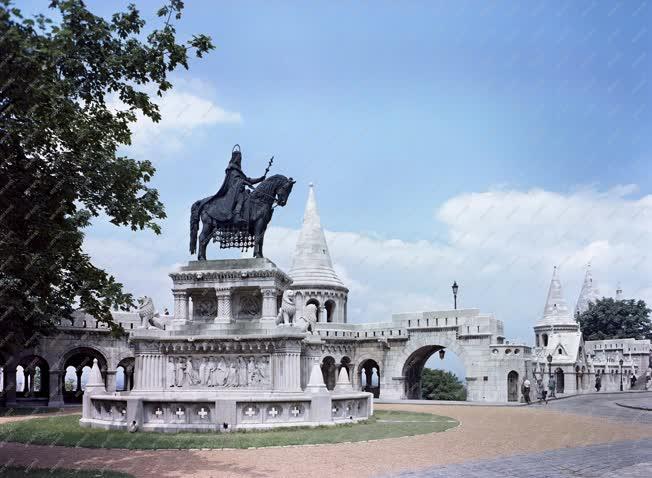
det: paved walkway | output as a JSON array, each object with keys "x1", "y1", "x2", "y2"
[
  {"x1": 388, "y1": 438, "x2": 652, "y2": 477},
  {"x1": 536, "y1": 392, "x2": 652, "y2": 424},
  {"x1": 0, "y1": 396, "x2": 651, "y2": 477}
]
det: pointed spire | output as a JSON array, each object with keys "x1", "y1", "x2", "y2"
[
  {"x1": 85, "y1": 358, "x2": 106, "y2": 392},
  {"x1": 288, "y1": 184, "x2": 345, "y2": 289},
  {"x1": 575, "y1": 263, "x2": 600, "y2": 317},
  {"x1": 306, "y1": 359, "x2": 328, "y2": 393},
  {"x1": 335, "y1": 366, "x2": 352, "y2": 392},
  {"x1": 537, "y1": 267, "x2": 576, "y2": 327}
]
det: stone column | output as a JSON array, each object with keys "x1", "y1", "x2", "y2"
[
  {"x1": 214, "y1": 287, "x2": 233, "y2": 323},
  {"x1": 260, "y1": 287, "x2": 278, "y2": 323},
  {"x1": 126, "y1": 366, "x2": 134, "y2": 390},
  {"x1": 106, "y1": 370, "x2": 117, "y2": 393},
  {"x1": 172, "y1": 290, "x2": 189, "y2": 323},
  {"x1": 272, "y1": 341, "x2": 302, "y2": 392},
  {"x1": 4, "y1": 367, "x2": 17, "y2": 406},
  {"x1": 48, "y1": 370, "x2": 65, "y2": 407}
]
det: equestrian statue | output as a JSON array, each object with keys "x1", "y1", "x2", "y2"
[{"x1": 189, "y1": 145, "x2": 295, "y2": 260}]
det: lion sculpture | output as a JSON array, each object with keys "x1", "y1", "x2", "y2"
[
  {"x1": 275, "y1": 290, "x2": 296, "y2": 326},
  {"x1": 138, "y1": 296, "x2": 166, "y2": 330},
  {"x1": 296, "y1": 302, "x2": 317, "y2": 334}
]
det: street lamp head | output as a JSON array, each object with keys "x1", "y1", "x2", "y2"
[
  {"x1": 439, "y1": 349, "x2": 446, "y2": 360},
  {"x1": 452, "y1": 281, "x2": 459, "y2": 296},
  {"x1": 619, "y1": 359, "x2": 623, "y2": 366},
  {"x1": 547, "y1": 354, "x2": 552, "y2": 363}
]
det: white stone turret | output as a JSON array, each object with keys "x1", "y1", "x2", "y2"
[
  {"x1": 575, "y1": 264, "x2": 600, "y2": 318},
  {"x1": 288, "y1": 184, "x2": 348, "y2": 323},
  {"x1": 536, "y1": 267, "x2": 577, "y2": 329}
]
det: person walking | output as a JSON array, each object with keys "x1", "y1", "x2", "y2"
[
  {"x1": 646, "y1": 369, "x2": 651, "y2": 391},
  {"x1": 548, "y1": 375, "x2": 556, "y2": 399},
  {"x1": 630, "y1": 374, "x2": 637, "y2": 389},
  {"x1": 522, "y1": 378, "x2": 531, "y2": 405},
  {"x1": 595, "y1": 373, "x2": 602, "y2": 392}
]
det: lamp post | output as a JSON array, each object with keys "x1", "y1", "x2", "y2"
[
  {"x1": 452, "y1": 281, "x2": 459, "y2": 310},
  {"x1": 619, "y1": 358, "x2": 623, "y2": 391},
  {"x1": 547, "y1": 354, "x2": 552, "y2": 378}
]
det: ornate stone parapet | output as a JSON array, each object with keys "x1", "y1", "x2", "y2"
[{"x1": 214, "y1": 287, "x2": 233, "y2": 323}]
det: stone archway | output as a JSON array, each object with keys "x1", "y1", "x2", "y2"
[
  {"x1": 16, "y1": 355, "x2": 50, "y2": 401},
  {"x1": 60, "y1": 347, "x2": 108, "y2": 403},
  {"x1": 555, "y1": 368, "x2": 565, "y2": 393},
  {"x1": 402, "y1": 345, "x2": 450, "y2": 399},
  {"x1": 388, "y1": 331, "x2": 469, "y2": 400},
  {"x1": 321, "y1": 356, "x2": 337, "y2": 391},
  {"x1": 358, "y1": 359, "x2": 380, "y2": 398},
  {"x1": 507, "y1": 370, "x2": 519, "y2": 402},
  {"x1": 116, "y1": 357, "x2": 135, "y2": 391}
]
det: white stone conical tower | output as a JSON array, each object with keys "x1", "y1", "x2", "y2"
[
  {"x1": 537, "y1": 266, "x2": 577, "y2": 328},
  {"x1": 575, "y1": 264, "x2": 600, "y2": 318},
  {"x1": 288, "y1": 184, "x2": 348, "y2": 323}
]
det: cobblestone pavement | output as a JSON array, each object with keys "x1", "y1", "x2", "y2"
[
  {"x1": 535, "y1": 392, "x2": 652, "y2": 424},
  {"x1": 387, "y1": 438, "x2": 652, "y2": 477},
  {"x1": 1, "y1": 397, "x2": 651, "y2": 477}
]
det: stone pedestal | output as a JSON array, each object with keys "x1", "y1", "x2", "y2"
[
  {"x1": 82, "y1": 258, "x2": 372, "y2": 432},
  {"x1": 169, "y1": 258, "x2": 290, "y2": 324}
]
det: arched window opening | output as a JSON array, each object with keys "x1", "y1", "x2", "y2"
[
  {"x1": 80, "y1": 365, "x2": 91, "y2": 391},
  {"x1": 542, "y1": 334, "x2": 549, "y2": 347},
  {"x1": 16, "y1": 365, "x2": 25, "y2": 393},
  {"x1": 359, "y1": 359, "x2": 381, "y2": 398},
  {"x1": 116, "y1": 366, "x2": 126, "y2": 391},
  {"x1": 64, "y1": 366, "x2": 78, "y2": 392},
  {"x1": 325, "y1": 300, "x2": 336, "y2": 323},
  {"x1": 507, "y1": 370, "x2": 519, "y2": 402},
  {"x1": 555, "y1": 368, "x2": 565, "y2": 393},
  {"x1": 320, "y1": 356, "x2": 337, "y2": 391}
]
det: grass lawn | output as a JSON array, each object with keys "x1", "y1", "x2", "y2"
[
  {"x1": 0, "y1": 407, "x2": 77, "y2": 417},
  {"x1": 1, "y1": 466, "x2": 133, "y2": 477},
  {"x1": 0, "y1": 410, "x2": 457, "y2": 450}
]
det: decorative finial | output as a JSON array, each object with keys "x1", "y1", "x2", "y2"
[{"x1": 309, "y1": 182, "x2": 314, "y2": 188}]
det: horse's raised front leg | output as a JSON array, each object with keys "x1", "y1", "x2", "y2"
[{"x1": 198, "y1": 218, "x2": 213, "y2": 261}]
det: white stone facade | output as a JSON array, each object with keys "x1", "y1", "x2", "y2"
[{"x1": 3, "y1": 186, "x2": 651, "y2": 410}]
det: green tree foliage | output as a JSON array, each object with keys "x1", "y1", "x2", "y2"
[
  {"x1": 421, "y1": 368, "x2": 467, "y2": 401},
  {"x1": 0, "y1": 0, "x2": 214, "y2": 354},
  {"x1": 577, "y1": 297, "x2": 652, "y2": 340}
]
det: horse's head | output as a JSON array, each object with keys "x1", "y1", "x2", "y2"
[
  {"x1": 252, "y1": 175, "x2": 296, "y2": 207},
  {"x1": 274, "y1": 176, "x2": 295, "y2": 206}
]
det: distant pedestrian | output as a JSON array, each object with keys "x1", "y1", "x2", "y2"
[
  {"x1": 595, "y1": 374, "x2": 602, "y2": 392},
  {"x1": 536, "y1": 377, "x2": 545, "y2": 401},
  {"x1": 548, "y1": 376, "x2": 556, "y2": 399},
  {"x1": 646, "y1": 370, "x2": 651, "y2": 391},
  {"x1": 630, "y1": 374, "x2": 637, "y2": 388},
  {"x1": 522, "y1": 378, "x2": 531, "y2": 405}
]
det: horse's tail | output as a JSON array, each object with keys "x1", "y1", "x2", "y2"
[{"x1": 189, "y1": 200, "x2": 202, "y2": 255}]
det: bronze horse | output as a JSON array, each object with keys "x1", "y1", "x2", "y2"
[{"x1": 189, "y1": 174, "x2": 295, "y2": 260}]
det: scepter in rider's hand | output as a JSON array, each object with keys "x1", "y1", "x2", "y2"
[{"x1": 264, "y1": 156, "x2": 274, "y2": 177}]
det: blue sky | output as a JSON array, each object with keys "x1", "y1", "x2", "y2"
[{"x1": 20, "y1": 1, "x2": 652, "y2": 377}]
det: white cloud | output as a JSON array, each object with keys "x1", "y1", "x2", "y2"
[
  {"x1": 109, "y1": 78, "x2": 241, "y2": 155},
  {"x1": 83, "y1": 185, "x2": 652, "y2": 348}
]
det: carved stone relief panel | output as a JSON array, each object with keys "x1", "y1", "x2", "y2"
[
  {"x1": 233, "y1": 289, "x2": 262, "y2": 320},
  {"x1": 165, "y1": 354, "x2": 271, "y2": 388},
  {"x1": 191, "y1": 292, "x2": 217, "y2": 320}
]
